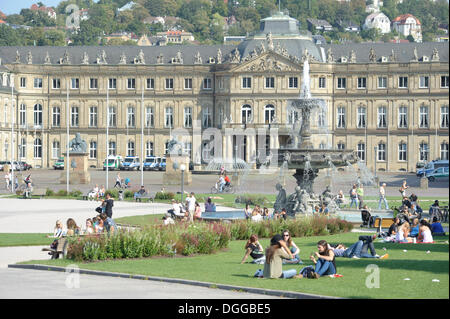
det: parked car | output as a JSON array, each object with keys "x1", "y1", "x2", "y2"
[
  {"x1": 6, "y1": 161, "x2": 22, "y2": 171},
  {"x1": 427, "y1": 166, "x2": 449, "y2": 182},
  {"x1": 103, "y1": 155, "x2": 123, "y2": 171},
  {"x1": 143, "y1": 156, "x2": 160, "y2": 171},
  {"x1": 53, "y1": 157, "x2": 65, "y2": 170},
  {"x1": 19, "y1": 161, "x2": 32, "y2": 170},
  {"x1": 416, "y1": 160, "x2": 449, "y2": 177},
  {"x1": 120, "y1": 156, "x2": 141, "y2": 171},
  {"x1": 158, "y1": 157, "x2": 166, "y2": 171}
]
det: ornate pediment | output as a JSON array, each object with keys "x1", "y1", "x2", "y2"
[{"x1": 230, "y1": 52, "x2": 301, "y2": 73}]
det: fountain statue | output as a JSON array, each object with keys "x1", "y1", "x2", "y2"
[{"x1": 278, "y1": 59, "x2": 358, "y2": 217}]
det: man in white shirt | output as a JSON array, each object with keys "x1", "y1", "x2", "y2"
[
  {"x1": 185, "y1": 192, "x2": 196, "y2": 222},
  {"x1": 218, "y1": 175, "x2": 226, "y2": 192},
  {"x1": 378, "y1": 183, "x2": 389, "y2": 210},
  {"x1": 169, "y1": 199, "x2": 185, "y2": 219},
  {"x1": 5, "y1": 173, "x2": 11, "y2": 191}
]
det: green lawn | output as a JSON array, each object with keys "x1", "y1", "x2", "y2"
[
  {"x1": 114, "y1": 214, "x2": 165, "y2": 227},
  {"x1": 19, "y1": 232, "x2": 449, "y2": 299},
  {"x1": 0, "y1": 233, "x2": 52, "y2": 247}
]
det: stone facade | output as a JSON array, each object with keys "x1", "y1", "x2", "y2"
[{"x1": 0, "y1": 13, "x2": 448, "y2": 173}]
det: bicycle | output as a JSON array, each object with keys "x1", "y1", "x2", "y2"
[{"x1": 210, "y1": 182, "x2": 235, "y2": 194}]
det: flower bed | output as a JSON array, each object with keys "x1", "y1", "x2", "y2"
[{"x1": 66, "y1": 216, "x2": 353, "y2": 262}]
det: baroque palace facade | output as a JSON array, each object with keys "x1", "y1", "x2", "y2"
[{"x1": 0, "y1": 12, "x2": 448, "y2": 172}]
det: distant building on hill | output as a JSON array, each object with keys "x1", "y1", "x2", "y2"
[{"x1": 392, "y1": 14, "x2": 422, "y2": 43}]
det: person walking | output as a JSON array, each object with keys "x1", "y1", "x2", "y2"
[
  {"x1": 349, "y1": 184, "x2": 359, "y2": 209},
  {"x1": 4, "y1": 172, "x2": 11, "y2": 191},
  {"x1": 378, "y1": 183, "x2": 389, "y2": 210},
  {"x1": 114, "y1": 173, "x2": 122, "y2": 188},
  {"x1": 357, "y1": 184, "x2": 364, "y2": 209},
  {"x1": 185, "y1": 192, "x2": 196, "y2": 223}
]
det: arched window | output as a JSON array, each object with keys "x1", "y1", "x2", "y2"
[
  {"x1": 127, "y1": 106, "x2": 135, "y2": 128},
  {"x1": 264, "y1": 104, "x2": 275, "y2": 124},
  {"x1": 19, "y1": 103, "x2": 26, "y2": 127},
  {"x1": 19, "y1": 137, "x2": 26, "y2": 159},
  {"x1": 89, "y1": 141, "x2": 97, "y2": 159},
  {"x1": 337, "y1": 141, "x2": 345, "y2": 150},
  {"x1": 398, "y1": 142, "x2": 407, "y2": 161},
  {"x1": 52, "y1": 106, "x2": 60, "y2": 127},
  {"x1": 34, "y1": 138, "x2": 42, "y2": 158},
  {"x1": 242, "y1": 104, "x2": 252, "y2": 124},
  {"x1": 34, "y1": 103, "x2": 43, "y2": 127},
  {"x1": 52, "y1": 140, "x2": 60, "y2": 159},
  {"x1": 165, "y1": 107, "x2": 173, "y2": 128},
  {"x1": 441, "y1": 142, "x2": 449, "y2": 160},
  {"x1": 71, "y1": 106, "x2": 79, "y2": 127},
  {"x1": 108, "y1": 106, "x2": 116, "y2": 127},
  {"x1": 419, "y1": 142, "x2": 429, "y2": 161},
  {"x1": 145, "y1": 106, "x2": 154, "y2": 128},
  {"x1": 377, "y1": 142, "x2": 386, "y2": 161},
  {"x1": 108, "y1": 141, "x2": 116, "y2": 156},
  {"x1": 89, "y1": 106, "x2": 97, "y2": 127},
  {"x1": 357, "y1": 106, "x2": 366, "y2": 128},
  {"x1": 127, "y1": 140, "x2": 135, "y2": 157},
  {"x1": 145, "y1": 141, "x2": 154, "y2": 157},
  {"x1": 357, "y1": 142, "x2": 365, "y2": 161}
]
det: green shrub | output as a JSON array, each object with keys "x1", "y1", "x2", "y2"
[
  {"x1": 56, "y1": 190, "x2": 68, "y2": 197},
  {"x1": 105, "y1": 189, "x2": 119, "y2": 199},
  {"x1": 234, "y1": 194, "x2": 269, "y2": 206},
  {"x1": 45, "y1": 188, "x2": 55, "y2": 196},
  {"x1": 155, "y1": 191, "x2": 175, "y2": 200},
  {"x1": 124, "y1": 190, "x2": 134, "y2": 198},
  {"x1": 69, "y1": 190, "x2": 82, "y2": 197}
]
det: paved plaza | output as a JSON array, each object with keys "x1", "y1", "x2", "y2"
[{"x1": 2, "y1": 168, "x2": 449, "y2": 198}]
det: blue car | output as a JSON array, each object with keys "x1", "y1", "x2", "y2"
[
  {"x1": 120, "y1": 156, "x2": 141, "y2": 171},
  {"x1": 158, "y1": 157, "x2": 166, "y2": 171},
  {"x1": 416, "y1": 160, "x2": 449, "y2": 177},
  {"x1": 143, "y1": 157, "x2": 160, "y2": 171}
]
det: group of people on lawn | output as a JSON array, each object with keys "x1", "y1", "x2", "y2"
[{"x1": 244, "y1": 232, "x2": 389, "y2": 279}]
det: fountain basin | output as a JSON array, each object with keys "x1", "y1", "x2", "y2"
[{"x1": 278, "y1": 148, "x2": 358, "y2": 169}]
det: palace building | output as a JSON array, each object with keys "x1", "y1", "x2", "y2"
[{"x1": 0, "y1": 12, "x2": 448, "y2": 172}]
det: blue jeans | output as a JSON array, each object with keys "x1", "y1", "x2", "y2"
[
  {"x1": 350, "y1": 197, "x2": 359, "y2": 208},
  {"x1": 353, "y1": 236, "x2": 378, "y2": 258},
  {"x1": 280, "y1": 269, "x2": 297, "y2": 279},
  {"x1": 315, "y1": 258, "x2": 336, "y2": 276},
  {"x1": 342, "y1": 241, "x2": 363, "y2": 258},
  {"x1": 378, "y1": 197, "x2": 389, "y2": 210}
]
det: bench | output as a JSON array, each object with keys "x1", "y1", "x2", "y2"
[
  {"x1": 32, "y1": 188, "x2": 47, "y2": 199},
  {"x1": 42, "y1": 237, "x2": 68, "y2": 259},
  {"x1": 374, "y1": 217, "x2": 395, "y2": 233},
  {"x1": 135, "y1": 192, "x2": 154, "y2": 203}
]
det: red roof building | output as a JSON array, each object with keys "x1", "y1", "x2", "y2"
[{"x1": 392, "y1": 14, "x2": 422, "y2": 43}]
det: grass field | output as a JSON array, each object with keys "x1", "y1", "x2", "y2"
[
  {"x1": 19, "y1": 232, "x2": 449, "y2": 299},
  {"x1": 0, "y1": 233, "x2": 52, "y2": 247}
]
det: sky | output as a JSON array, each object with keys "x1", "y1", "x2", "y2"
[{"x1": 0, "y1": 0, "x2": 98, "y2": 15}]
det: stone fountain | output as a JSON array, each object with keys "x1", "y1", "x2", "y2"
[{"x1": 275, "y1": 60, "x2": 358, "y2": 216}]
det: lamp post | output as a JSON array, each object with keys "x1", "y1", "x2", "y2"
[
  {"x1": 180, "y1": 164, "x2": 186, "y2": 204},
  {"x1": 374, "y1": 146, "x2": 378, "y2": 180}
]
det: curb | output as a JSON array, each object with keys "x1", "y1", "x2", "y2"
[{"x1": 8, "y1": 263, "x2": 340, "y2": 299}]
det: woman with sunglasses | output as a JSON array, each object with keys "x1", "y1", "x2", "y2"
[{"x1": 281, "y1": 230, "x2": 302, "y2": 264}]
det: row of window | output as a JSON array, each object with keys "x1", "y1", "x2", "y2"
[
  {"x1": 23, "y1": 75, "x2": 450, "y2": 91},
  {"x1": 23, "y1": 77, "x2": 213, "y2": 90},
  {"x1": 348, "y1": 142, "x2": 449, "y2": 162},
  {"x1": 17, "y1": 138, "x2": 450, "y2": 162},
  {"x1": 240, "y1": 75, "x2": 449, "y2": 90},
  {"x1": 10, "y1": 103, "x2": 449, "y2": 130},
  {"x1": 334, "y1": 105, "x2": 449, "y2": 129},
  {"x1": 20, "y1": 139, "x2": 192, "y2": 160},
  {"x1": 16, "y1": 104, "x2": 213, "y2": 129}
]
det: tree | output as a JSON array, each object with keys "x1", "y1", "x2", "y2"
[
  {"x1": 44, "y1": 30, "x2": 66, "y2": 46},
  {"x1": 0, "y1": 25, "x2": 22, "y2": 46},
  {"x1": 71, "y1": 20, "x2": 102, "y2": 45}
]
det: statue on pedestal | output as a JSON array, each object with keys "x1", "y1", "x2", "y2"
[
  {"x1": 69, "y1": 133, "x2": 87, "y2": 153},
  {"x1": 274, "y1": 183, "x2": 287, "y2": 213}
]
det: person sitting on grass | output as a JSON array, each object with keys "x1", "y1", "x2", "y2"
[
  {"x1": 162, "y1": 215, "x2": 175, "y2": 226},
  {"x1": 251, "y1": 209, "x2": 263, "y2": 222},
  {"x1": 307, "y1": 240, "x2": 336, "y2": 279},
  {"x1": 281, "y1": 230, "x2": 303, "y2": 264},
  {"x1": 395, "y1": 222, "x2": 412, "y2": 243},
  {"x1": 418, "y1": 220, "x2": 434, "y2": 243},
  {"x1": 431, "y1": 217, "x2": 445, "y2": 236},
  {"x1": 408, "y1": 218, "x2": 420, "y2": 238},
  {"x1": 331, "y1": 235, "x2": 389, "y2": 259},
  {"x1": 241, "y1": 234, "x2": 265, "y2": 264},
  {"x1": 260, "y1": 234, "x2": 296, "y2": 279}
]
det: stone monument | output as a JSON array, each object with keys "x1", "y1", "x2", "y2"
[
  {"x1": 162, "y1": 138, "x2": 192, "y2": 185},
  {"x1": 60, "y1": 133, "x2": 91, "y2": 184}
]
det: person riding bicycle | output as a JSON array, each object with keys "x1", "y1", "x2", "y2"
[
  {"x1": 24, "y1": 174, "x2": 32, "y2": 189},
  {"x1": 224, "y1": 174, "x2": 231, "y2": 187},
  {"x1": 218, "y1": 175, "x2": 226, "y2": 192}
]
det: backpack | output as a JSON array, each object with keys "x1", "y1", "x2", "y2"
[{"x1": 299, "y1": 266, "x2": 316, "y2": 279}]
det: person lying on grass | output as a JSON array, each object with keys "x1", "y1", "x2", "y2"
[
  {"x1": 260, "y1": 234, "x2": 297, "y2": 279},
  {"x1": 330, "y1": 235, "x2": 389, "y2": 259},
  {"x1": 241, "y1": 234, "x2": 265, "y2": 264}
]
